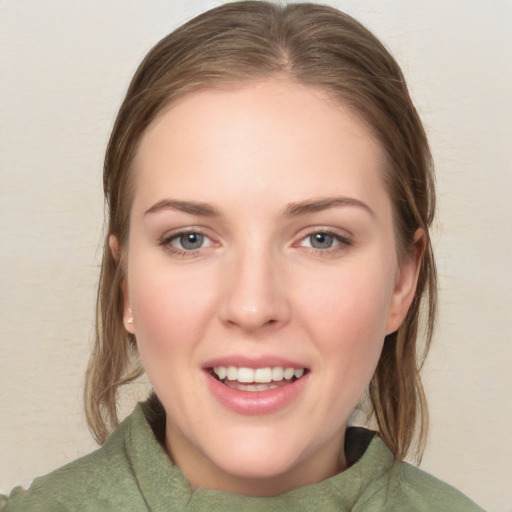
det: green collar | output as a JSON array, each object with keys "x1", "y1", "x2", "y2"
[{"x1": 112, "y1": 401, "x2": 395, "y2": 511}]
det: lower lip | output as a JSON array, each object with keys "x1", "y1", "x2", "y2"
[{"x1": 205, "y1": 371, "x2": 309, "y2": 415}]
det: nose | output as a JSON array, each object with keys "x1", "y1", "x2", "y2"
[{"x1": 218, "y1": 244, "x2": 291, "y2": 333}]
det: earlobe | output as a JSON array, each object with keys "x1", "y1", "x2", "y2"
[
  {"x1": 385, "y1": 229, "x2": 426, "y2": 335},
  {"x1": 121, "y1": 277, "x2": 135, "y2": 334}
]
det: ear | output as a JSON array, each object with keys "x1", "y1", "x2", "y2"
[
  {"x1": 109, "y1": 234, "x2": 121, "y2": 262},
  {"x1": 385, "y1": 229, "x2": 426, "y2": 335},
  {"x1": 109, "y1": 235, "x2": 135, "y2": 334}
]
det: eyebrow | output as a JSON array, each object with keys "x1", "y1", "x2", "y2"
[
  {"x1": 144, "y1": 196, "x2": 374, "y2": 218},
  {"x1": 145, "y1": 199, "x2": 221, "y2": 217},
  {"x1": 283, "y1": 197, "x2": 375, "y2": 218}
]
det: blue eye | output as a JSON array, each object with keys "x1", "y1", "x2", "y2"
[
  {"x1": 176, "y1": 232, "x2": 205, "y2": 250},
  {"x1": 299, "y1": 231, "x2": 351, "y2": 254},
  {"x1": 159, "y1": 230, "x2": 212, "y2": 255},
  {"x1": 309, "y1": 233, "x2": 335, "y2": 249}
]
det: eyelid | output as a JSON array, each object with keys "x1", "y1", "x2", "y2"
[
  {"x1": 294, "y1": 227, "x2": 353, "y2": 253},
  {"x1": 157, "y1": 225, "x2": 352, "y2": 257},
  {"x1": 158, "y1": 227, "x2": 217, "y2": 256}
]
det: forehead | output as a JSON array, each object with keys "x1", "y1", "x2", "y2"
[{"x1": 131, "y1": 79, "x2": 389, "y2": 216}]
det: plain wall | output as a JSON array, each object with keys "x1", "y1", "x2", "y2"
[{"x1": 1, "y1": 1, "x2": 511, "y2": 510}]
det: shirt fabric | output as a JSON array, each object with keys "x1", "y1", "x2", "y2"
[{"x1": 1, "y1": 400, "x2": 484, "y2": 511}]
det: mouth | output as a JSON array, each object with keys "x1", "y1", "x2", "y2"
[{"x1": 208, "y1": 366, "x2": 309, "y2": 392}]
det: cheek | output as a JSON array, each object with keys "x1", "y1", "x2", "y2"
[
  {"x1": 298, "y1": 261, "x2": 395, "y2": 369},
  {"x1": 127, "y1": 261, "x2": 217, "y2": 365}
]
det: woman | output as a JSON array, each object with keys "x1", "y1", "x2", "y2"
[{"x1": 2, "y1": 2, "x2": 484, "y2": 510}]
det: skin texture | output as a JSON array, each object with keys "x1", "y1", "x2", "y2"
[{"x1": 115, "y1": 79, "x2": 422, "y2": 496}]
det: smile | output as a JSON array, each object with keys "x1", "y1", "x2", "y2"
[
  {"x1": 206, "y1": 364, "x2": 309, "y2": 414},
  {"x1": 213, "y1": 366, "x2": 305, "y2": 387}
]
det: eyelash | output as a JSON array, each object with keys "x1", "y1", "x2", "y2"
[
  {"x1": 158, "y1": 229, "x2": 352, "y2": 258},
  {"x1": 298, "y1": 230, "x2": 352, "y2": 256},
  {"x1": 158, "y1": 228, "x2": 212, "y2": 257}
]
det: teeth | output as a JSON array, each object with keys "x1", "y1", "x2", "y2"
[
  {"x1": 226, "y1": 366, "x2": 237, "y2": 381},
  {"x1": 237, "y1": 367, "x2": 255, "y2": 383},
  {"x1": 213, "y1": 366, "x2": 306, "y2": 384},
  {"x1": 216, "y1": 366, "x2": 226, "y2": 380},
  {"x1": 254, "y1": 368, "x2": 272, "y2": 383},
  {"x1": 271, "y1": 367, "x2": 284, "y2": 381},
  {"x1": 283, "y1": 368, "x2": 294, "y2": 380}
]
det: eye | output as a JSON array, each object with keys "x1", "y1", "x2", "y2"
[
  {"x1": 159, "y1": 229, "x2": 214, "y2": 255},
  {"x1": 308, "y1": 232, "x2": 336, "y2": 249},
  {"x1": 298, "y1": 230, "x2": 351, "y2": 253},
  {"x1": 174, "y1": 232, "x2": 206, "y2": 251}
]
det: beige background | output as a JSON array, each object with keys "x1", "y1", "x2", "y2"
[{"x1": 1, "y1": 1, "x2": 511, "y2": 510}]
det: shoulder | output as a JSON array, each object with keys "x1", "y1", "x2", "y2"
[
  {"x1": 1, "y1": 406, "x2": 152, "y2": 511},
  {"x1": 380, "y1": 459, "x2": 485, "y2": 511},
  {"x1": 343, "y1": 430, "x2": 485, "y2": 511}
]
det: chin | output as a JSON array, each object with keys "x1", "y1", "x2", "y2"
[
  {"x1": 221, "y1": 456, "x2": 294, "y2": 480},
  {"x1": 205, "y1": 433, "x2": 314, "y2": 488}
]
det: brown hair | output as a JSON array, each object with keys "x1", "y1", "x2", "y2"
[{"x1": 85, "y1": 1, "x2": 436, "y2": 461}]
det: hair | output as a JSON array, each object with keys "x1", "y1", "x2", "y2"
[{"x1": 84, "y1": 1, "x2": 437, "y2": 462}]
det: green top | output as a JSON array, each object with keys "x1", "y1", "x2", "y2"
[{"x1": 2, "y1": 401, "x2": 484, "y2": 511}]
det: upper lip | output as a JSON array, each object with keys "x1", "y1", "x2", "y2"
[{"x1": 203, "y1": 355, "x2": 308, "y2": 370}]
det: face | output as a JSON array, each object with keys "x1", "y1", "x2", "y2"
[{"x1": 120, "y1": 79, "x2": 420, "y2": 495}]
